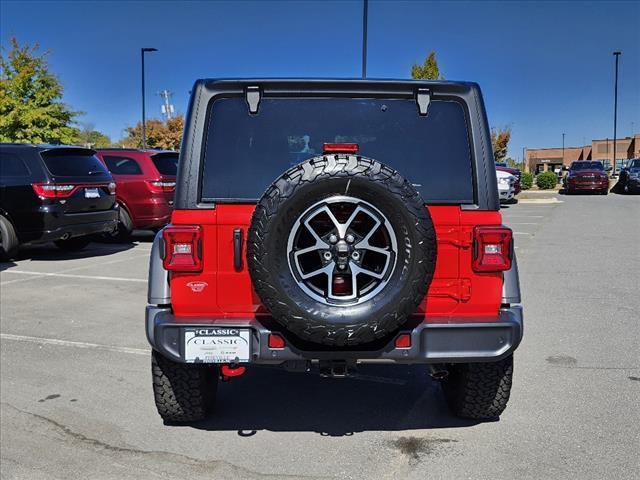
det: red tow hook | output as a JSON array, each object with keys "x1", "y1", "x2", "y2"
[{"x1": 220, "y1": 364, "x2": 246, "y2": 381}]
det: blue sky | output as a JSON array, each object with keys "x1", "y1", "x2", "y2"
[{"x1": 1, "y1": 0, "x2": 639, "y2": 159}]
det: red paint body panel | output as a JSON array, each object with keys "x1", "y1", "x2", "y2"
[
  {"x1": 169, "y1": 205, "x2": 504, "y2": 323},
  {"x1": 96, "y1": 150, "x2": 175, "y2": 230}
]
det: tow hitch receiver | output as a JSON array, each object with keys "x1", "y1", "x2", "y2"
[{"x1": 319, "y1": 360, "x2": 355, "y2": 378}]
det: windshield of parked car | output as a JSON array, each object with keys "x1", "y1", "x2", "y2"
[
  {"x1": 151, "y1": 152, "x2": 179, "y2": 176},
  {"x1": 570, "y1": 161, "x2": 604, "y2": 171},
  {"x1": 628, "y1": 159, "x2": 640, "y2": 169},
  {"x1": 201, "y1": 97, "x2": 474, "y2": 203}
]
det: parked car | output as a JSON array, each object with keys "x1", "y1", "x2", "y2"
[
  {"x1": 496, "y1": 170, "x2": 516, "y2": 203},
  {"x1": 618, "y1": 159, "x2": 640, "y2": 194},
  {"x1": 563, "y1": 160, "x2": 609, "y2": 195},
  {"x1": 95, "y1": 149, "x2": 177, "y2": 240},
  {"x1": 146, "y1": 79, "x2": 522, "y2": 423},
  {"x1": 495, "y1": 162, "x2": 522, "y2": 194},
  {"x1": 0, "y1": 144, "x2": 117, "y2": 260}
]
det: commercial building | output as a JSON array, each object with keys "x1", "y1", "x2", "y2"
[{"x1": 525, "y1": 133, "x2": 640, "y2": 173}]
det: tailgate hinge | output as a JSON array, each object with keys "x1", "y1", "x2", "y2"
[
  {"x1": 416, "y1": 88, "x2": 430, "y2": 116},
  {"x1": 438, "y1": 227, "x2": 473, "y2": 249},
  {"x1": 246, "y1": 86, "x2": 261, "y2": 114},
  {"x1": 428, "y1": 278, "x2": 472, "y2": 302}
]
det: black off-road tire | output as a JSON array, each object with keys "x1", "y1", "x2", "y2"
[
  {"x1": 54, "y1": 236, "x2": 92, "y2": 252},
  {"x1": 0, "y1": 215, "x2": 19, "y2": 261},
  {"x1": 441, "y1": 355, "x2": 514, "y2": 420},
  {"x1": 151, "y1": 350, "x2": 218, "y2": 423},
  {"x1": 247, "y1": 154, "x2": 437, "y2": 346}
]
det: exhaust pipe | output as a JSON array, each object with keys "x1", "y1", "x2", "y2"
[{"x1": 429, "y1": 364, "x2": 449, "y2": 380}]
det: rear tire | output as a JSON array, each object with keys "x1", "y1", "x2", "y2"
[
  {"x1": 109, "y1": 207, "x2": 134, "y2": 242},
  {"x1": 441, "y1": 355, "x2": 514, "y2": 420},
  {"x1": 0, "y1": 215, "x2": 19, "y2": 261},
  {"x1": 54, "y1": 236, "x2": 91, "y2": 252},
  {"x1": 151, "y1": 350, "x2": 218, "y2": 423}
]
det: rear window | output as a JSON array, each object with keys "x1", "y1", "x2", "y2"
[
  {"x1": 103, "y1": 155, "x2": 143, "y2": 175},
  {"x1": 151, "y1": 152, "x2": 178, "y2": 176},
  {"x1": 0, "y1": 152, "x2": 31, "y2": 177},
  {"x1": 201, "y1": 97, "x2": 474, "y2": 203},
  {"x1": 41, "y1": 150, "x2": 110, "y2": 177}
]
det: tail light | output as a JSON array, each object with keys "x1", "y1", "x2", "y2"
[
  {"x1": 323, "y1": 143, "x2": 359, "y2": 154},
  {"x1": 162, "y1": 225, "x2": 202, "y2": 272},
  {"x1": 268, "y1": 333, "x2": 286, "y2": 349},
  {"x1": 147, "y1": 179, "x2": 176, "y2": 193},
  {"x1": 472, "y1": 226, "x2": 513, "y2": 272},
  {"x1": 32, "y1": 183, "x2": 76, "y2": 199}
]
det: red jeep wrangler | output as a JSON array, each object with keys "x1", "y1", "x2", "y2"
[{"x1": 146, "y1": 79, "x2": 523, "y2": 422}]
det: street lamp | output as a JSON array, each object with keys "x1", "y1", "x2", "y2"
[
  {"x1": 612, "y1": 51, "x2": 621, "y2": 175},
  {"x1": 141, "y1": 47, "x2": 158, "y2": 149},
  {"x1": 361, "y1": 0, "x2": 368, "y2": 79},
  {"x1": 562, "y1": 133, "x2": 565, "y2": 166}
]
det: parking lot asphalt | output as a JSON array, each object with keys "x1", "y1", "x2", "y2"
[{"x1": 1, "y1": 192, "x2": 639, "y2": 480}]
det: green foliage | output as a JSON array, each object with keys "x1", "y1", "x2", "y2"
[
  {"x1": 536, "y1": 171, "x2": 557, "y2": 190},
  {"x1": 0, "y1": 37, "x2": 79, "y2": 144},
  {"x1": 78, "y1": 124, "x2": 111, "y2": 148},
  {"x1": 411, "y1": 51, "x2": 444, "y2": 80},
  {"x1": 491, "y1": 127, "x2": 512, "y2": 162},
  {"x1": 521, "y1": 172, "x2": 533, "y2": 190}
]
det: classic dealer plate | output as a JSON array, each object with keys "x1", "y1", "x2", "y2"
[{"x1": 184, "y1": 328, "x2": 251, "y2": 363}]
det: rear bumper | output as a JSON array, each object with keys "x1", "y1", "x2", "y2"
[
  {"x1": 146, "y1": 306, "x2": 523, "y2": 365},
  {"x1": 20, "y1": 207, "x2": 118, "y2": 244},
  {"x1": 130, "y1": 196, "x2": 173, "y2": 229},
  {"x1": 567, "y1": 181, "x2": 609, "y2": 191}
]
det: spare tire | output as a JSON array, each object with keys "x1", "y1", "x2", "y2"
[{"x1": 247, "y1": 154, "x2": 436, "y2": 346}]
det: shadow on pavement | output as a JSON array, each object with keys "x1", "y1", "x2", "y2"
[
  {"x1": 3, "y1": 241, "x2": 136, "y2": 265},
  {"x1": 186, "y1": 364, "x2": 481, "y2": 436}
]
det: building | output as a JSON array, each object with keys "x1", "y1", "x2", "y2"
[{"x1": 525, "y1": 133, "x2": 640, "y2": 173}]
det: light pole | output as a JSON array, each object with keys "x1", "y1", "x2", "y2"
[
  {"x1": 361, "y1": 0, "x2": 368, "y2": 79},
  {"x1": 562, "y1": 133, "x2": 565, "y2": 168},
  {"x1": 612, "y1": 51, "x2": 621, "y2": 175},
  {"x1": 522, "y1": 146, "x2": 526, "y2": 172},
  {"x1": 141, "y1": 47, "x2": 158, "y2": 149}
]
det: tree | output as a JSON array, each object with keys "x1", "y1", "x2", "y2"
[
  {"x1": 0, "y1": 37, "x2": 79, "y2": 144},
  {"x1": 121, "y1": 115, "x2": 184, "y2": 150},
  {"x1": 78, "y1": 123, "x2": 111, "y2": 148},
  {"x1": 491, "y1": 127, "x2": 512, "y2": 163},
  {"x1": 411, "y1": 51, "x2": 444, "y2": 80}
]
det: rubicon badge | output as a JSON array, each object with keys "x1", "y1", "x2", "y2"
[{"x1": 186, "y1": 281, "x2": 208, "y2": 293}]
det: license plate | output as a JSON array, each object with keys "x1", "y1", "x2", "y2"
[
  {"x1": 184, "y1": 328, "x2": 251, "y2": 363},
  {"x1": 84, "y1": 188, "x2": 100, "y2": 198}
]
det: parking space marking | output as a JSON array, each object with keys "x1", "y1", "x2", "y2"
[
  {"x1": 513, "y1": 232, "x2": 531, "y2": 235},
  {"x1": 0, "y1": 333, "x2": 148, "y2": 356},
  {"x1": 1, "y1": 270, "x2": 147, "y2": 284},
  {"x1": 506, "y1": 222, "x2": 539, "y2": 225}
]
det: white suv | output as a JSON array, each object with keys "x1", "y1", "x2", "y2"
[{"x1": 497, "y1": 170, "x2": 516, "y2": 202}]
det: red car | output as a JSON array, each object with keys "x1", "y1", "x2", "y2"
[
  {"x1": 564, "y1": 161, "x2": 609, "y2": 195},
  {"x1": 96, "y1": 149, "x2": 177, "y2": 239},
  {"x1": 146, "y1": 79, "x2": 523, "y2": 423},
  {"x1": 495, "y1": 163, "x2": 522, "y2": 194}
]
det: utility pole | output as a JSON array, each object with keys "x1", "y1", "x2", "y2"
[
  {"x1": 159, "y1": 90, "x2": 175, "y2": 121},
  {"x1": 562, "y1": 133, "x2": 565, "y2": 166},
  {"x1": 361, "y1": 0, "x2": 368, "y2": 79},
  {"x1": 522, "y1": 146, "x2": 526, "y2": 172},
  {"x1": 612, "y1": 51, "x2": 621, "y2": 175},
  {"x1": 141, "y1": 48, "x2": 158, "y2": 149}
]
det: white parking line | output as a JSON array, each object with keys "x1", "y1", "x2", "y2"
[
  {"x1": 506, "y1": 222, "x2": 539, "y2": 225},
  {"x1": 513, "y1": 232, "x2": 531, "y2": 235},
  {"x1": 0, "y1": 333, "x2": 148, "y2": 356},
  {"x1": 503, "y1": 215, "x2": 544, "y2": 218},
  {"x1": 1, "y1": 270, "x2": 147, "y2": 284}
]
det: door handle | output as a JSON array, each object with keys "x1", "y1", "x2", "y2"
[{"x1": 233, "y1": 228, "x2": 243, "y2": 271}]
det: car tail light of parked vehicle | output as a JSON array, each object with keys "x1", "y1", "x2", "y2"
[
  {"x1": 162, "y1": 225, "x2": 202, "y2": 272},
  {"x1": 146, "y1": 179, "x2": 176, "y2": 193},
  {"x1": 472, "y1": 226, "x2": 513, "y2": 272},
  {"x1": 32, "y1": 182, "x2": 116, "y2": 199}
]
